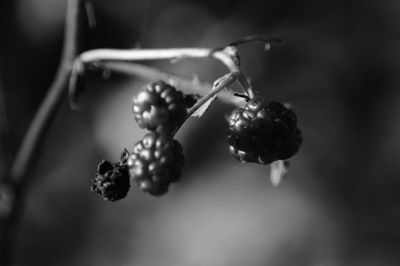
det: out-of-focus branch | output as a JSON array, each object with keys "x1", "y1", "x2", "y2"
[{"x1": 0, "y1": 0, "x2": 83, "y2": 264}]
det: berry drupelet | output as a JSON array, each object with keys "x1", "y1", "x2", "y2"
[
  {"x1": 127, "y1": 132, "x2": 185, "y2": 196},
  {"x1": 91, "y1": 158, "x2": 130, "y2": 201},
  {"x1": 132, "y1": 81, "x2": 188, "y2": 134},
  {"x1": 228, "y1": 97, "x2": 302, "y2": 164}
]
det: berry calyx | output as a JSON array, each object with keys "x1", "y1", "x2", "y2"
[
  {"x1": 91, "y1": 159, "x2": 130, "y2": 201},
  {"x1": 127, "y1": 132, "x2": 185, "y2": 196},
  {"x1": 132, "y1": 81, "x2": 187, "y2": 134},
  {"x1": 228, "y1": 97, "x2": 302, "y2": 164}
]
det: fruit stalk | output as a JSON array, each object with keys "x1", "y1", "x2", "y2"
[{"x1": 186, "y1": 72, "x2": 240, "y2": 117}]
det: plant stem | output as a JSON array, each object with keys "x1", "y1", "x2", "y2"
[
  {"x1": 186, "y1": 72, "x2": 240, "y2": 117},
  {"x1": 170, "y1": 72, "x2": 240, "y2": 137},
  {"x1": 77, "y1": 46, "x2": 254, "y2": 96},
  {"x1": 93, "y1": 62, "x2": 245, "y2": 107},
  {"x1": 0, "y1": 0, "x2": 81, "y2": 264},
  {"x1": 79, "y1": 48, "x2": 237, "y2": 69}
]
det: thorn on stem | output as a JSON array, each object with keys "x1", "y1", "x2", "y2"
[{"x1": 227, "y1": 35, "x2": 284, "y2": 50}]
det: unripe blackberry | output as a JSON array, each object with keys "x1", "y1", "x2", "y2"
[
  {"x1": 91, "y1": 159, "x2": 130, "y2": 201},
  {"x1": 132, "y1": 81, "x2": 187, "y2": 134},
  {"x1": 127, "y1": 132, "x2": 185, "y2": 196},
  {"x1": 228, "y1": 97, "x2": 302, "y2": 164}
]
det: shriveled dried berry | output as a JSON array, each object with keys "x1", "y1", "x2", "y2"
[
  {"x1": 91, "y1": 159, "x2": 130, "y2": 201},
  {"x1": 228, "y1": 97, "x2": 302, "y2": 164},
  {"x1": 127, "y1": 132, "x2": 185, "y2": 196},
  {"x1": 132, "y1": 81, "x2": 187, "y2": 134}
]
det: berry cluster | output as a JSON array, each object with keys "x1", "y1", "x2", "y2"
[
  {"x1": 228, "y1": 97, "x2": 302, "y2": 164},
  {"x1": 91, "y1": 81, "x2": 188, "y2": 200},
  {"x1": 91, "y1": 80, "x2": 303, "y2": 201}
]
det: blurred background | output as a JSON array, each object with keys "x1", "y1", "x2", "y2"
[{"x1": 1, "y1": 0, "x2": 400, "y2": 265}]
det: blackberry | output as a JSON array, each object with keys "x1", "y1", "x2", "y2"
[
  {"x1": 127, "y1": 132, "x2": 185, "y2": 196},
  {"x1": 132, "y1": 81, "x2": 187, "y2": 134},
  {"x1": 228, "y1": 97, "x2": 302, "y2": 164},
  {"x1": 91, "y1": 159, "x2": 130, "y2": 201}
]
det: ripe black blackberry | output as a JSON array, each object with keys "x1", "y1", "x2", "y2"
[
  {"x1": 228, "y1": 97, "x2": 302, "y2": 164},
  {"x1": 91, "y1": 158, "x2": 130, "y2": 201},
  {"x1": 127, "y1": 132, "x2": 185, "y2": 196},
  {"x1": 132, "y1": 81, "x2": 187, "y2": 134}
]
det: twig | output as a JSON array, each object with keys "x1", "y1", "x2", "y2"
[
  {"x1": 169, "y1": 72, "x2": 240, "y2": 137},
  {"x1": 75, "y1": 46, "x2": 254, "y2": 97},
  {"x1": 92, "y1": 62, "x2": 245, "y2": 107},
  {"x1": 79, "y1": 48, "x2": 235, "y2": 68},
  {"x1": 0, "y1": 0, "x2": 82, "y2": 264},
  {"x1": 186, "y1": 72, "x2": 240, "y2": 117}
]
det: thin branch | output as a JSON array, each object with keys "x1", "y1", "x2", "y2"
[
  {"x1": 76, "y1": 46, "x2": 254, "y2": 96},
  {"x1": 0, "y1": 0, "x2": 82, "y2": 264},
  {"x1": 79, "y1": 48, "x2": 232, "y2": 67},
  {"x1": 170, "y1": 72, "x2": 240, "y2": 136},
  {"x1": 186, "y1": 72, "x2": 240, "y2": 117},
  {"x1": 10, "y1": 2, "x2": 80, "y2": 185},
  {"x1": 92, "y1": 61, "x2": 244, "y2": 107}
]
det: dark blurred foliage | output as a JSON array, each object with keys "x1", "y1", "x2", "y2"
[{"x1": 1, "y1": 0, "x2": 400, "y2": 265}]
